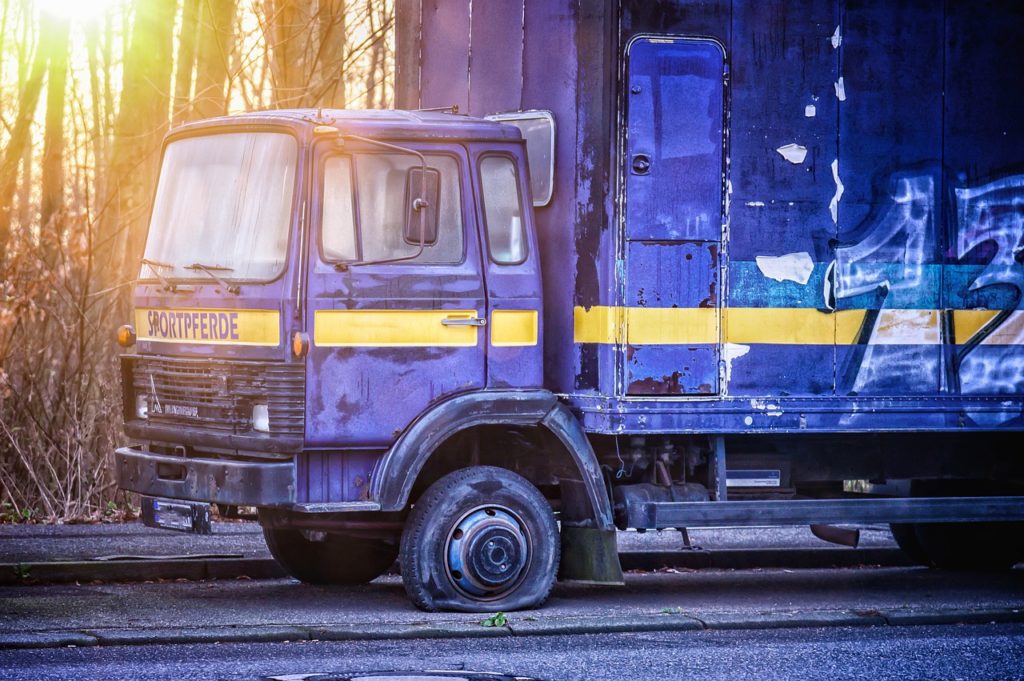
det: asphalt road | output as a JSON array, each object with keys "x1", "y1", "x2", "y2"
[
  {"x1": 2, "y1": 624, "x2": 1023, "y2": 680},
  {"x1": 2, "y1": 566, "x2": 1023, "y2": 647}
]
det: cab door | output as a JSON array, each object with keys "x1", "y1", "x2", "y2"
[
  {"x1": 471, "y1": 145, "x2": 544, "y2": 389},
  {"x1": 305, "y1": 140, "x2": 486, "y2": 447}
]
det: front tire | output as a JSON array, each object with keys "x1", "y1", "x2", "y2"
[
  {"x1": 263, "y1": 527, "x2": 398, "y2": 585},
  {"x1": 400, "y1": 466, "x2": 559, "y2": 612}
]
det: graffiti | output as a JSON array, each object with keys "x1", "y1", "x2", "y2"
[
  {"x1": 829, "y1": 171, "x2": 1024, "y2": 399},
  {"x1": 954, "y1": 175, "x2": 1024, "y2": 396},
  {"x1": 955, "y1": 175, "x2": 1024, "y2": 294}
]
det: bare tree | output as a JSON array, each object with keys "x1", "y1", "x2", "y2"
[
  {"x1": 101, "y1": 0, "x2": 177, "y2": 279},
  {"x1": 193, "y1": 0, "x2": 237, "y2": 119},
  {"x1": 39, "y1": 12, "x2": 70, "y2": 235}
]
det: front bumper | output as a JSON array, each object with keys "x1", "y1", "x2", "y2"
[{"x1": 115, "y1": 446, "x2": 295, "y2": 507}]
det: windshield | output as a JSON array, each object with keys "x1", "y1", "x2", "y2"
[{"x1": 141, "y1": 131, "x2": 297, "y2": 281}]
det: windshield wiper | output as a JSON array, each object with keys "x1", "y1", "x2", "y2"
[
  {"x1": 140, "y1": 258, "x2": 180, "y2": 293},
  {"x1": 185, "y1": 263, "x2": 240, "y2": 294}
]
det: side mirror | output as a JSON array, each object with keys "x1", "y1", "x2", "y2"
[{"x1": 403, "y1": 166, "x2": 441, "y2": 246}]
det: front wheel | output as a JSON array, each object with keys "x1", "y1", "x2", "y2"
[
  {"x1": 400, "y1": 466, "x2": 560, "y2": 612},
  {"x1": 263, "y1": 526, "x2": 398, "y2": 585}
]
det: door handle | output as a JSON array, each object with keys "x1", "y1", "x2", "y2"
[
  {"x1": 631, "y1": 153, "x2": 651, "y2": 175},
  {"x1": 441, "y1": 315, "x2": 487, "y2": 327}
]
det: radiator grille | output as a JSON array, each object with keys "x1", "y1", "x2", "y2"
[{"x1": 128, "y1": 356, "x2": 304, "y2": 436}]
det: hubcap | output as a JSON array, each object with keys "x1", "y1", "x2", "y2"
[{"x1": 446, "y1": 506, "x2": 530, "y2": 598}]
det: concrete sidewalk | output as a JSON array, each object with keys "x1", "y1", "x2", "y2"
[
  {"x1": 1, "y1": 565, "x2": 1021, "y2": 649},
  {"x1": 0, "y1": 520, "x2": 906, "y2": 585},
  {"x1": 0, "y1": 519, "x2": 900, "y2": 562}
]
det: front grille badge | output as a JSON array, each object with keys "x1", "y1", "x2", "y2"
[{"x1": 149, "y1": 374, "x2": 162, "y2": 413}]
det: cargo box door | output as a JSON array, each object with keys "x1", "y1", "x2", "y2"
[{"x1": 623, "y1": 37, "x2": 725, "y2": 396}]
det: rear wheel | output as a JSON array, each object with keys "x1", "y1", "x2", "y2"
[
  {"x1": 400, "y1": 466, "x2": 559, "y2": 612},
  {"x1": 889, "y1": 523, "x2": 930, "y2": 566},
  {"x1": 913, "y1": 522, "x2": 1024, "y2": 570},
  {"x1": 903, "y1": 480, "x2": 1024, "y2": 570},
  {"x1": 263, "y1": 527, "x2": 398, "y2": 585}
]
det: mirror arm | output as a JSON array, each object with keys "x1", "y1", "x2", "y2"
[{"x1": 338, "y1": 134, "x2": 429, "y2": 268}]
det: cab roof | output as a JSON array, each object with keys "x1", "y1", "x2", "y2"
[{"x1": 170, "y1": 108, "x2": 525, "y2": 143}]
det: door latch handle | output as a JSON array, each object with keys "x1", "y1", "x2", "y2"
[
  {"x1": 631, "y1": 153, "x2": 651, "y2": 175},
  {"x1": 441, "y1": 315, "x2": 487, "y2": 327}
]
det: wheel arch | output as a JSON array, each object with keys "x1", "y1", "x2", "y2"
[{"x1": 369, "y1": 389, "x2": 614, "y2": 531}]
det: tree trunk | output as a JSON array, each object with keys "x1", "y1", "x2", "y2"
[
  {"x1": 193, "y1": 0, "x2": 237, "y2": 120},
  {"x1": 365, "y1": 0, "x2": 378, "y2": 108},
  {"x1": 172, "y1": 0, "x2": 200, "y2": 124},
  {"x1": 317, "y1": 0, "x2": 346, "y2": 108},
  {"x1": 265, "y1": 0, "x2": 315, "y2": 108},
  {"x1": 0, "y1": 22, "x2": 48, "y2": 252},
  {"x1": 100, "y1": 0, "x2": 177, "y2": 285},
  {"x1": 39, "y1": 14, "x2": 71, "y2": 236}
]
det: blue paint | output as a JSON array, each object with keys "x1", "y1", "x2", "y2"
[{"x1": 124, "y1": 2, "x2": 1024, "y2": 515}]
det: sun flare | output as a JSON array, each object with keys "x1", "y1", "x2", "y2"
[{"x1": 36, "y1": 0, "x2": 119, "y2": 21}]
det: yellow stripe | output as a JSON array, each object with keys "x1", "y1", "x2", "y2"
[
  {"x1": 314, "y1": 309, "x2": 480, "y2": 347},
  {"x1": 952, "y1": 310, "x2": 1001, "y2": 344},
  {"x1": 573, "y1": 306, "x2": 1024, "y2": 345},
  {"x1": 491, "y1": 310, "x2": 538, "y2": 347},
  {"x1": 573, "y1": 305, "x2": 622, "y2": 344},
  {"x1": 136, "y1": 308, "x2": 280, "y2": 346}
]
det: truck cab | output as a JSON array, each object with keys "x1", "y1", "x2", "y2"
[{"x1": 117, "y1": 109, "x2": 585, "y2": 610}]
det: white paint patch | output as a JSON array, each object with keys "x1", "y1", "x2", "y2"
[
  {"x1": 755, "y1": 252, "x2": 815, "y2": 285},
  {"x1": 872, "y1": 309, "x2": 942, "y2": 345},
  {"x1": 776, "y1": 143, "x2": 808, "y2": 164},
  {"x1": 746, "y1": 201, "x2": 766, "y2": 207},
  {"x1": 831, "y1": 25, "x2": 842, "y2": 49},
  {"x1": 834, "y1": 77, "x2": 847, "y2": 101},
  {"x1": 743, "y1": 416, "x2": 754, "y2": 426},
  {"x1": 805, "y1": 104, "x2": 816, "y2": 117},
  {"x1": 722, "y1": 343, "x2": 750, "y2": 386},
  {"x1": 749, "y1": 399, "x2": 783, "y2": 417},
  {"x1": 829, "y1": 159, "x2": 844, "y2": 224}
]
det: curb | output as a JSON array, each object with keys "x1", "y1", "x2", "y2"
[
  {"x1": 1, "y1": 607, "x2": 1020, "y2": 650},
  {"x1": 0, "y1": 558, "x2": 286, "y2": 586},
  {"x1": 0, "y1": 548, "x2": 907, "y2": 586}
]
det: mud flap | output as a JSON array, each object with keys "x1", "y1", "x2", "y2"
[{"x1": 558, "y1": 526, "x2": 624, "y2": 585}]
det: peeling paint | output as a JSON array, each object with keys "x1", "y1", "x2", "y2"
[
  {"x1": 776, "y1": 143, "x2": 808, "y2": 164},
  {"x1": 755, "y1": 252, "x2": 814, "y2": 285},
  {"x1": 750, "y1": 398, "x2": 783, "y2": 417},
  {"x1": 805, "y1": 104, "x2": 816, "y2": 118},
  {"x1": 746, "y1": 201, "x2": 766, "y2": 207},
  {"x1": 722, "y1": 343, "x2": 750, "y2": 386},
  {"x1": 829, "y1": 159, "x2": 844, "y2": 224},
  {"x1": 834, "y1": 77, "x2": 847, "y2": 101},
  {"x1": 831, "y1": 25, "x2": 842, "y2": 49}
]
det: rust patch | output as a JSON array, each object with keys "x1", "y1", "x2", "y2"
[{"x1": 627, "y1": 372, "x2": 684, "y2": 395}]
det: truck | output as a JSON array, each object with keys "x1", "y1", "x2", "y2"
[{"x1": 114, "y1": 0, "x2": 1024, "y2": 612}]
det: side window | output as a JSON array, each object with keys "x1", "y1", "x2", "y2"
[
  {"x1": 479, "y1": 156, "x2": 527, "y2": 264},
  {"x1": 322, "y1": 156, "x2": 357, "y2": 260},
  {"x1": 356, "y1": 154, "x2": 463, "y2": 264}
]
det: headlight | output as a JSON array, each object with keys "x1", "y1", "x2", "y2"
[
  {"x1": 135, "y1": 395, "x2": 149, "y2": 419},
  {"x1": 252, "y1": 404, "x2": 269, "y2": 432}
]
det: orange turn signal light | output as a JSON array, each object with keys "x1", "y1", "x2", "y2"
[
  {"x1": 117, "y1": 324, "x2": 137, "y2": 347},
  {"x1": 292, "y1": 331, "x2": 310, "y2": 358}
]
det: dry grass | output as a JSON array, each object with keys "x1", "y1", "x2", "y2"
[{"x1": 0, "y1": 214, "x2": 128, "y2": 522}]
